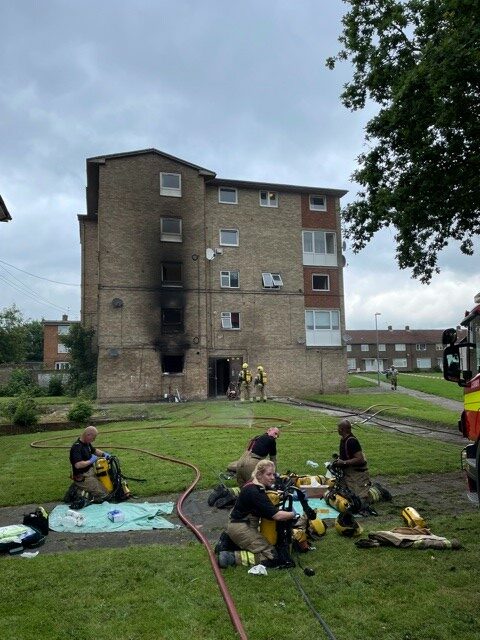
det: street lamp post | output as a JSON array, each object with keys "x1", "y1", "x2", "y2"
[{"x1": 375, "y1": 313, "x2": 381, "y2": 386}]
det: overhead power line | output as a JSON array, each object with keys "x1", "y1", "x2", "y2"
[
  {"x1": 0, "y1": 258, "x2": 80, "y2": 286},
  {"x1": 0, "y1": 263, "x2": 71, "y2": 313}
]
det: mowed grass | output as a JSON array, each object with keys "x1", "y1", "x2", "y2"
[
  {"x1": 0, "y1": 401, "x2": 462, "y2": 506},
  {"x1": 307, "y1": 391, "x2": 460, "y2": 429},
  {"x1": 361, "y1": 371, "x2": 464, "y2": 402},
  {"x1": 1, "y1": 400, "x2": 478, "y2": 640}
]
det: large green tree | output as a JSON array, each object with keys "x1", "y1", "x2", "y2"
[
  {"x1": 0, "y1": 305, "x2": 28, "y2": 363},
  {"x1": 62, "y1": 324, "x2": 96, "y2": 395},
  {"x1": 327, "y1": 0, "x2": 480, "y2": 282}
]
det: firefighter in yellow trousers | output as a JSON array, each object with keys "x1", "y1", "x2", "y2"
[
  {"x1": 238, "y1": 362, "x2": 253, "y2": 402},
  {"x1": 254, "y1": 365, "x2": 267, "y2": 402}
]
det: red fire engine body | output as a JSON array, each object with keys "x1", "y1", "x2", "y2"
[{"x1": 443, "y1": 292, "x2": 480, "y2": 503}]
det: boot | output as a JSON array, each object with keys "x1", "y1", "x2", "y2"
[
  {"x1": 214, "y1": 532, "x2": 239, "y2": 553},
  {"x1": 207, "y1": 484, "x2": 227, "y2": 507},
  {"x1": 217, "y1": 551, "x2": 236, "y2": 568},
  {"x1": 214, "y1": 490, "x2": 236, "y2": 509}
]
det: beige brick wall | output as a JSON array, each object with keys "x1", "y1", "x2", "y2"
[{"x1": 81, "y1": 151, "x2": 347, "y2": 402}]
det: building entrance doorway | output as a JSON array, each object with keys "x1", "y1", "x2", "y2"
[{"x1": 208, "y1": 356, "x2": 243, "y2": 397}]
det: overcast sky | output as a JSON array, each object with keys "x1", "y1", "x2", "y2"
[{"x1": 0, "y1": 0, "x2": 476, "y2": 331}]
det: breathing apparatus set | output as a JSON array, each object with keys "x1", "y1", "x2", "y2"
[{"x1": 65, "y1": 455, "x2": 143, "y2": 510}]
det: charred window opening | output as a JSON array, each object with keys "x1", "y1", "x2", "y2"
[
  {"x1": 161, "y1": 308, "x2": 184, "y2": 334},
  {"x1": 162, "y1": 354, "x2": 184, "y2": 373},
  {"x1": 161, "y1": 262, "x2": 182, "y2": 287}
]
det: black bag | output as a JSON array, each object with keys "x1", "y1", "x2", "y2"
[
  {"x1": 23, "y1": 506, "x2": 49, "y2": 535},
  {"x1": 0, "y1": 525, "x2": 46, "y2": 555}
]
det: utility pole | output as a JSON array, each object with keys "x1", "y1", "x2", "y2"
[{"x1": 375, "y1": 312, "x2": 381, "y2": 386}]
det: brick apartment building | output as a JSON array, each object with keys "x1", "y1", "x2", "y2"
[
  {"x1": 78, "y1": 149, "x2": 348, "y2": 402},
  {"x1": 344, "y1": 326, "x2": 467, "y2": 373},
  {"x1": 43, "y1": 315, "x2": 79, "y2": 370},
  {"x1": 0, "y1": 194, "x2": 12, "y2": 222}
]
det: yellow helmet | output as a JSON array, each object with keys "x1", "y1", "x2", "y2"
[
  {"x1": 335, "y1": 512, "x2": 363, "y2": 537},
  {"x1": 257, "y1": 365, "x2": 263, "y2": 371},
  {"x1": 242, "y1": 363, "x2": 248, "y2": 368},
  {"x1": 324, "y1": 489, "x2": 350, "y2": 513}
]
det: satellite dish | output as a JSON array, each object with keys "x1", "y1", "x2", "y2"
[
  {"x1": 112, "y1": 298, "x2": 124, "y2": 308},
  {"x1": 341, "y1": 255, "x2": 347, "y2": 267},
  {"x1": 206, "y1": 248, "x2": 215, "y2": 261}
]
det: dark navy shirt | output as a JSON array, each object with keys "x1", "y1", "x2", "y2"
[{"x1": 230, "y1": 482, "x2": 279, "y2": 521}]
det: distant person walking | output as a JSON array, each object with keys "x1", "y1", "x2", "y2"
[{"x1": 389, "y1": 366, "x2": 398, "y2": 391}]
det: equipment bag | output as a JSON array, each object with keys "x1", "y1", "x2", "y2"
[
  {"x1": 22, "y1": 506, "x2": 49, "y2": 535},
  {"x1": 0, "y1": 524, "x2": 46, "y2": 555}
]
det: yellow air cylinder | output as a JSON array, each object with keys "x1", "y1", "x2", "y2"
[
  {"x1": 259, "y1": 490, "x2": 280, "y2": 545},
  {"x1": 95, "y1": 458, "x2": 114, "y2": 493}
]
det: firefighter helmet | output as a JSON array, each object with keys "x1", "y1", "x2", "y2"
[
  {"x1": 257, "y1": 365, "x2": 263, "y2": 371},
  {"x1": 335, "y1": 512, "x2": 363, "y2": 537},
  {"x1": 308, "y1": 516, "x2": 326, "y2": 538},
  {"x1": 242, "y1": 363, "x2": 248, "y2": 369}
]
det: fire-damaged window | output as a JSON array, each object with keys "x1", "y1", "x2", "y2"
[
  {"x1": 161, "y1": 354, "x2": 184, "y2": 373},
  {"x1": 161, "y1": 308, "x2": 184, "y2": 334},
  {"x1": 161, "y1": 262, "x2": 182, "y2": 287}
]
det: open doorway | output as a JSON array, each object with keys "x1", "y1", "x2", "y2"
[{"x1": 208, "y1": 356, "x2": 243, "y2": 397}]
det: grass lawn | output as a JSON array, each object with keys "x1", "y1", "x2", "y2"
[
  {"x1": 347, "y1": 374, "x2": 378, "y2": 389},
  {"x1": 306, "y1": 391, "x2": 460, "y2": 430},
  {"x1": 0, "y1": 400, "x2": 478, "y2": 640},
  {"x1": 360, "y1": 371, "x2": 464, "y2": 402}
]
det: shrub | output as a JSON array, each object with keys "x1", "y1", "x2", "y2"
[
  {"x1": 2, "y1": 395, "x2": 39, "y2": 427},
  {"x1": 67, "y1": 400, "x2": 93, "y2": 424},
  {"x1": 48, "y1": 375, "x2": 65, "y2": 396},
  {"x1": 1, "y1": 368, "x2": 45, "y2": 397},
  {"x1": 78, "y1": 383, "x2": 97, "y2": 400}
]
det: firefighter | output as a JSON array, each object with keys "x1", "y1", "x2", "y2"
[
  {"x1": 69, "y1": 426, "x2": 112, "y2": 502},
  {"x1": 238, "y1": 362, "x2": 253, "y2": 402},
  {"x1": 236, "y1": 426, "x2": 280, "y2": 488},
  {"x1": 333, "y1": 419, "x2": 371, "y2": 501},
  {"x1": 216, "y1": 459, "x2": 297, "y2": 568},
  {"x1": 254, "y1": 365, "x2": 267, "y2": 402}
]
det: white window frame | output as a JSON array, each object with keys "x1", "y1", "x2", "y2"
[
  {"x1": 361, "y1": 344, "x2": 369, "y2": 352},
  {"x1": 54, "y1": 362, "x2": 70, "y2": 370},
  {"x1": 416, "y1": 343, "x2": 427, "y2": 351},
  {"x1": 395, "y1": 343, "x2": 406, "y2": 351},
  {"x1": 416, "y1": 357, "x2": 432, "y2": 369},
  {"x1": 305, "y1": 309, "x2": 341, "y2": 346},
  {"x1": 58, "y1": 343, "x2": 70, "y2": 354},
  {"x1": 220, "y1": 270, "x2": 239, "y2": 288},
  {"x1": 218, "y1": 187, "x2": 238, "y2": 204},
  {"x1": 219, "y1": 229, "x2": 239, "y2": 246},
  {"x1": 259, "y1": 190, "x2": 278, "y2": 208},
  {"x1": 221, "y1": 312, "x2": 240, "y2": 330},
  {"x1": 309, "y1": 194, "x2": 327, "y2": 211},
  {"x1": 346, "y1": 345, "x2": 352, "y2": 352},
  {"x1": 312, "y1": 274, "x2": 330, "y2": 291},
  {"x1": 347, "y1": 358, "x2": 356, "y2": 370},
  {"x1": 393, "y1": 358, "x2": 407, "y2": 368},
  {"x1": 302, "y1": 230, "x2": 337, "y2": 266},
  {"x1": 160, "y1": 172, "x2": 181, "y2": 197},
  {"x1": 262, "y1": 272, "x2": 283, "y2": 289},
  {"x1": 57, "y1": 325, "x2": 69, "y2": 336},
  {"x1": 379, "y1": 344, "x2": 386, "y2": 352},
  {"x1": 160, "y1": 217, "x2": 182, "y2": 243}
]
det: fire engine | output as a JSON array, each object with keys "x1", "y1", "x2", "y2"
[{"x1": 442, "y1": 292, "x2": 480, "y2": 504}]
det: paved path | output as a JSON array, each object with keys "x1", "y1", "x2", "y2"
[{"x1": 352, "y1": 375, "x2": 463, "y2": 413}]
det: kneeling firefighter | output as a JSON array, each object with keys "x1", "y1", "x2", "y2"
[{"x1": 216, "y1": 460, "x2": 298, "y2": 568}]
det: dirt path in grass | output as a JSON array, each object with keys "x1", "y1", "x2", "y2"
[{"x1": 0, "y1": 470, "x2": 476, "y2": 556}]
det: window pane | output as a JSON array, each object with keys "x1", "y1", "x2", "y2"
[
  {"x1": 162, "y1": 173, "x2": 180, "y2": 189},
  {"x1": 162, "y1": 263, "x2": 182, "y2": 284},
  {"x1": 314, "y1": 232, "x2": 325, "y2": 254},
  {"x1": 230, "y1": 271, "x2": 239, "y2": 287},
  {"x1": 220, "y1": 229, "x2": 238, "y2": 245},
  {"x1": 312, "y1": 275, "x2": 328, "y2": 290},
  {"x1": 271, "y1": 273, "x2": 283, "y2": 286},
  {"x1": 162, "y1": 309, "x2": 182, "y2": 324},
  {"x1": 162, "y1": 218, "x2": 180, "y2": 234},
  {"x1": 260, "y1": 191, "x2": 268, "y2": 205},
  {"x1": 219, "y1": 188, "x2": 237, "y2": 203},
  {"x1": 231, "y1": 312, "x2": 240, "y2": 328},
  {"x1": 325, "y1": 233, "x2": 335, "y2": 254},
  {"x1": 303, "y1": 231, "x2": 313, "y2": 253},
  {"x1": 331, "y1": 310, "x2": 340, "y2": 330},
  {"x1": 305, "y1": 310, "x2": 314, "y2": 330},
  {"x1": 262, "y1": 273, "x2": 274, "y2": 287},
  {"x1": 314, "y1": 311, "x2": 331, "y2": 329}
]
